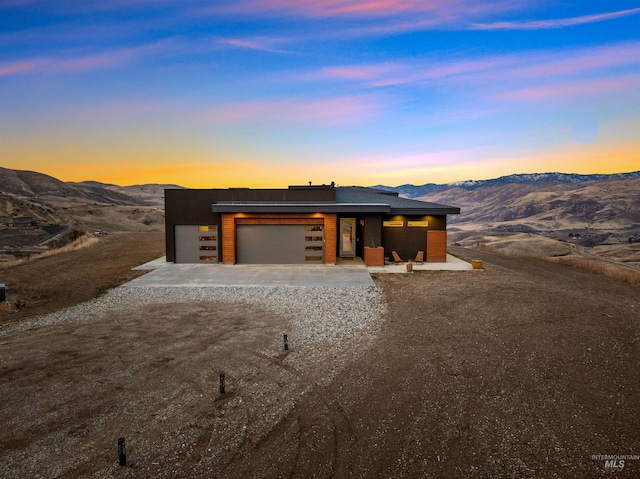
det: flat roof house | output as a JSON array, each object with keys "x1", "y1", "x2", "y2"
[{"x1": 164, "y1": 185, "x2": 460, "y2": 266}]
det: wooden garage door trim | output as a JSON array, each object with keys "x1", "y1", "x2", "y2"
[
  {"x1": 222, "y1": 213, "x2": 336, "y2": 264},
  {"x1": 235, "y1": 218, "x2": 323, "y2": 225}
]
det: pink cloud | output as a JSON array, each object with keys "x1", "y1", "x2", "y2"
[
  {"x1": 310, "y1": 57, "x2": 507, "y2": 87},
  {"x1": 319, "y1": 62, "x2": 402, "y2": 82},
  {"x1": 0, "y1": 59, "x2": 39, "y2": 76},
  {"x1": 218, "y1": 37, "x2": 294, "y2": 54},
  {"x1": 0, "y1": 51, "x2": 130, "y2": 76},
  {"x1": 204, "y1": 96, "x2": 380, "y2": 126},
  {"x1": 499, "y1": 74, "x2": 640, "y2": 102},
  {"x1": 0, "y1": 39, "x2": 175, "y2": 76},
  {"x1": 325, "y1": 146, "x2": 491, "y2": 181},
  {"x1": 207, "y1": 0, "x2": 520, "y2": 21},
  {"x1": 472, "y1": 7, "x2": 640, "y2": 30},
  {"x1": 505, "y1": 42, "x2": 640, "y2": 80}
]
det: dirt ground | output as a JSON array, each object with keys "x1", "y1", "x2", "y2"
[
  {"x1": 0, "y1": 231, "x2": 165, "y2": 322},
  {"x1": 1, "y1": 240, "x2": 639, "y2": 478}
]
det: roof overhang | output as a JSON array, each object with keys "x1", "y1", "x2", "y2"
[
  {"x1": 391, "y1": 207, "x2": 461, "y2": 215},
  {"x1": 212, "y1": 203, "x2": 391, "y2": 214}
]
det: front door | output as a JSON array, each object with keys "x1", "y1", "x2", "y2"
[{"x1": 339, "y1": 218, "x2": 356, "y2": 257}]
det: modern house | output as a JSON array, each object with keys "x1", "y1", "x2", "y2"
[
  {"x1": 164, "y1": 184, "x2": 460, "y2": 266},
  {"x1": 0, "y1": 217, "x2": 37, "y2": 228}
]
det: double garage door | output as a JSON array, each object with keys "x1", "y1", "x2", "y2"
[
  {"x1": 175, "y1": 224, "x2": 324, "y2": 264},
  {"x1": 237, "y1": 224, "x2": 324, "y2": 264}
]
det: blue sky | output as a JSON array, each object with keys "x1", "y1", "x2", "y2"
[{"x1": 1, "y1": 1, "x2": 639, "y2": 187}]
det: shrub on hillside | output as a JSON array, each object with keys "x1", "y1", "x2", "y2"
[{"x1": 48, "y1": 229, "x2": 86, "y2": 250}]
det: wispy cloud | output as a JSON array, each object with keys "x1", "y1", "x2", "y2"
[
  {"x1": 305, "y1": 40, "x2": 640, "y2": 105},
  {"x1": 316, "y1": 57, "x2": 505, "y2": 87},
  {"x1": 472, "y1": 7, "x2": 640, "y2": 30},
  {"x1": 0, "y1": 39, "x2": 177, "y2": 77},
  {"x1": 0, "y1": 59, "x2": 39, "y2": 76},
  {"x1": 0, "y1": 53, "x2": 126, "y2": 76},
  {"x1": 218, "y1": 37, "x2": 295, "y2": 54},
  {"x1": 207, "y1": 0, "x2": 517, "y2": 18},
  {"x1": 504, "y1": 41, "x2": 640, "y2": 79},
  {"x1": 321, "y1": 146, "x2": 491, "y2": 183},
  {"x1": 499, "y1": 74, "x2": 640, "y2": 103},
  {"x1": 202, "y1": 95, "x2": 381, "y2": 126}
]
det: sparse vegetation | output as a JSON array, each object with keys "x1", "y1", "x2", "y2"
[
  {"x1": 471, "y1": 243, "x2": 640, "y2": 287},
  {"x1": 551, "y1": 255, "x2": 640, "y2": 287},
  {"x1": 47, "y1": 228, "x2": 86, "y2": 250},
  {"x1": 0, "y1": 234, "x2": 99, "y2": 267}
]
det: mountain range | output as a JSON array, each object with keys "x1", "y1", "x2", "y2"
[
  {"x1": 374, "y1": 171, "x2": 640, "y2": 233},
  {"x1": 0, "y1": 167, "x2": 180, "y2": 233},
  {"x1": 374, "y1": 170, "x2": 640, "y2": 198},
  {"x1": 1, "y1": 167, "x2": 639, "y2": 235}
]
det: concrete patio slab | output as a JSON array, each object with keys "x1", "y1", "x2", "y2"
[{"x1": 367, "y1": 254, "x2": 474, "y2": 273}]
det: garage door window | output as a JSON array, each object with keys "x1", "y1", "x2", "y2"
[
  {"x1": 175, "y1": 225, "x2": 218, "y2": 263},
  {"x1": 304, "y1": 226, "x2": 323, "y2": 262}
]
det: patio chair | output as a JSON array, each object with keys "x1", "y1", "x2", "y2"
[
  {"x1": 391, "y1": 251, "x2": 404, "y2": 264},
  {"x1": 414, "y1": 251, "x2": 424, "y2": 264}
]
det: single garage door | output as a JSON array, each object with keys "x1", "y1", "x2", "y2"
[
  {"x1": 175, "y1": 225, "x2": 218, "y2": 263},
  {"x1": 236, "y1": 224, "x2": 323, "y2": 264}
]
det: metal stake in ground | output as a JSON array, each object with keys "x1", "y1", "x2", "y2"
[
  {"x1": 118, "y1": 437, "x2": 127, "y2": 466},
  {"x1": 219, "y1": 372, "x2": 225, "y2": 394},
  {"x1": 283, "y1": 333, "x2": 289, "y2": 351}
]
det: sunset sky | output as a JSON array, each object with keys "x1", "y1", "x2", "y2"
[{"x1": 1, "y1": 1, "x2": 639, "y2": 188}]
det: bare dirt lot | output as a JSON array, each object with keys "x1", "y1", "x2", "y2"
[
  {"x1": 0, "y1": 231, "x2": 165, "y2": 322},
  {"x1": 1, "y1": 240, "x2": 639, "y2": 478}
]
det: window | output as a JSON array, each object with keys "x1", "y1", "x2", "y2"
[
  {"x1": 199, "y1": 245, "x2": 217, "y2": 251},
  {"x1": 199, "y1": 235, "x2": 216, "y2": 241},
  {"x1": 383, "y1": 220, "x2": 403, "y2": 227},
  {"x1": 408, "y1": 221, "x2": 429, "y2": 227}
]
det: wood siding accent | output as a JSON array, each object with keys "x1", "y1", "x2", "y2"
[
  {"x1": 426, "y1": 230, "x2": 447, "y2": 263},
  {"x1": 235, "y1": 218, "x2": 323, "y2": 225},
  {"x1": 324, "y1": 214, "x2": 337, "y2": 264},
  {"x1": 221, "y1": 214, "x2": 236, "y2": 264}
]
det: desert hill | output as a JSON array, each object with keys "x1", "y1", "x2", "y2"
[
  {"x1": 0, "y1": 167, "x2": 148, "y2": 206},
  {"x1": 69, "y1": 181, "x2": 185, "y2": 206},
  {"x1": 420, "y1": 177, "x2": 640, "y2": 231},
  {"x1": 378, "y1": 172, "x2": 640, "y2": 263},
  {"x1": 0, "y1": 167, "x2": 167, "y2": 261},
  {"x1": 375, "y1": 171, "x2": 640, "y2": 198},
  {"x1": 376, "y1": 171, "x2": 640, "y2": 231}
]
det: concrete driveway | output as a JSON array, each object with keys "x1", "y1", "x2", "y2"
[{"x1": 127, "y1": 261, "x2": 376, "y2": 287}]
